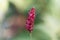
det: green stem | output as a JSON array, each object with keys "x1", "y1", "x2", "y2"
[{"x1": 30, "y1": 33, "x2": 32, "y2": 40}]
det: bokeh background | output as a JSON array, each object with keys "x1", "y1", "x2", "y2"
[{"x1": 0, "y1": 0, "x2": 60, "y2": 40}]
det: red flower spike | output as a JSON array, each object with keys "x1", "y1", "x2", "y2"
[{"x1": 26, "y1": 7, "x2": 35, "y2": 33}]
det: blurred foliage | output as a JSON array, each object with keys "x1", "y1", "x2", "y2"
[
  {"x1": 5, "y1": 0, "x2": 50, "y2": 40},
  {"x1": 32, "y1": 29, "x2": 51, "y2": 40},
  {"x1": 2, "y1": 0, "x2": 60, "y2": 40},
  {"x1": 6, "y1": 0, "x2": 49, "y2": 24}
]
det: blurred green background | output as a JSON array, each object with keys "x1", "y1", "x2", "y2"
[
  {"x1": 7, "y1": 0, "x2": 50, "y2": 40},
  {"x1": 0, "y1": 0, "x2": 60, "y2": 40}
]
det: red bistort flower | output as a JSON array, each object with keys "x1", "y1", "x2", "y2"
[{"x1": 26, "y1": 7, "x2": 36, "y2": 33}]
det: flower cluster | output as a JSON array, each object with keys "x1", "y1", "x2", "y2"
[{"x1": 26, "y1": 7, "x2": 35, "y2": 33}]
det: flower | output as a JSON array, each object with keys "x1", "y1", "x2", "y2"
[{"x1": 26, "y1": 7, "x2": 35, "y2": 33}]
